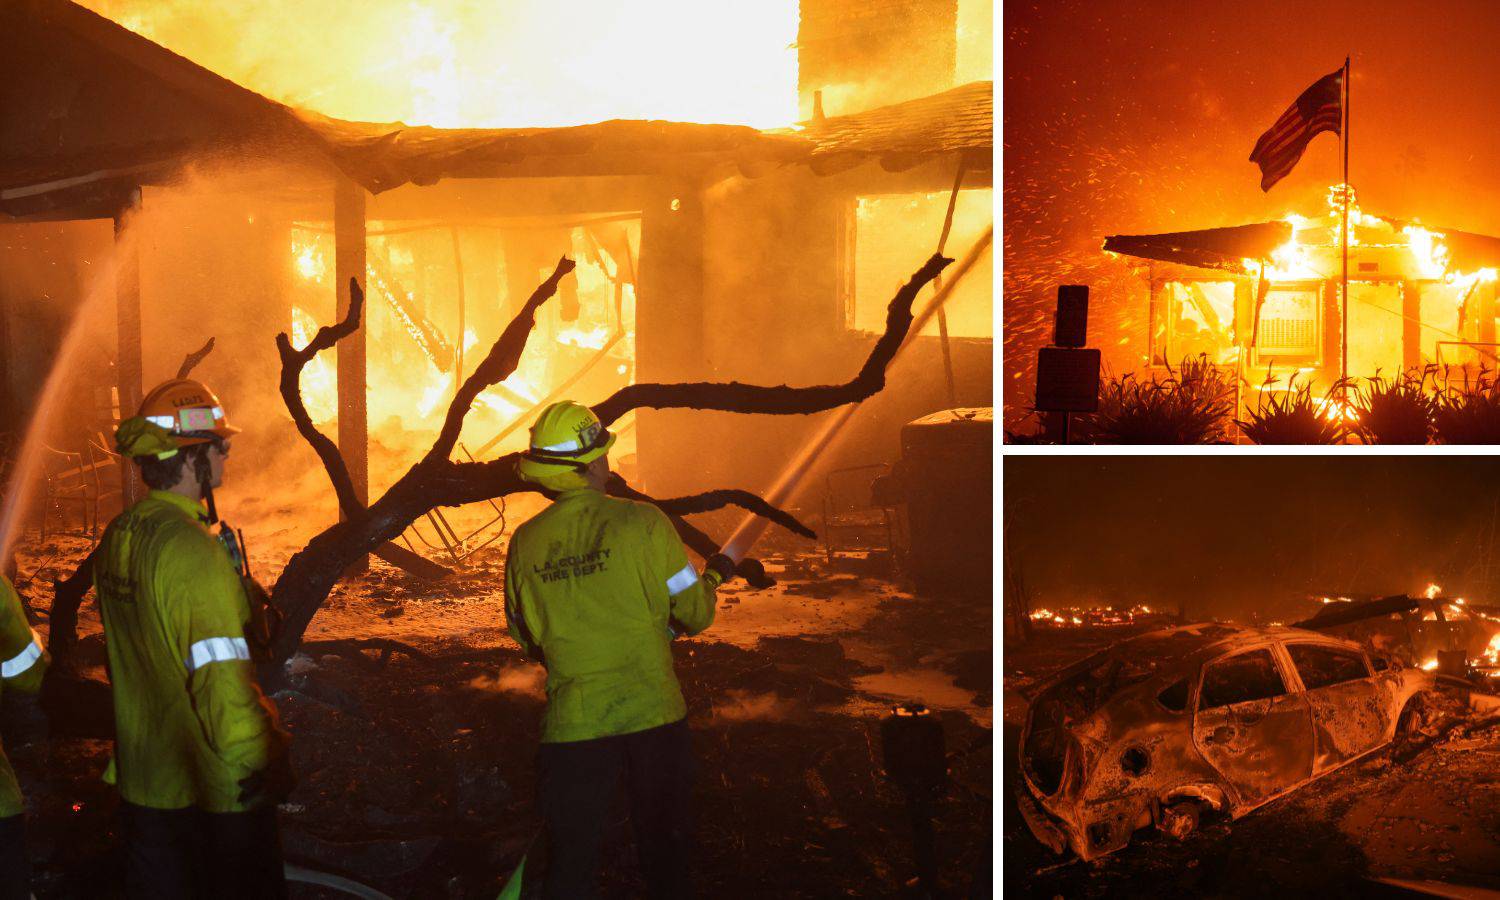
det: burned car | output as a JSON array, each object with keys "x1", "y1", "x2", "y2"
[{"x1": 1016, "y1": 623, "x2": 1436, "y2": 861}]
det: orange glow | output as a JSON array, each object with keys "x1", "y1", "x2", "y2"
[
  {"x1": 290, "y1": 306, "x2": 338, "y2": 425},
  {"x1": 1425, "y1": 583, "x2": 1443, "y2": 600},
  {"x1": 1241, "y1": 185, "x2": 1496, "y2": 287},
  {"x1": 1482, "y1": 632, "x2": 1500, "y2": 668},
  {"x1": 82, "y1": 1, "x2": 801, "y2": 128},
  {"x1": 1421, "y1": 657, "x2": 1439, "y2": 672}
]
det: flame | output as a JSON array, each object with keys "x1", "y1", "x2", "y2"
[
  {"x1": 292, "y1": 237, "x2": 328, "y2": 283},
  {"x1": 1239, "y1": 185, "x2": 1497, "y2": 288},
  {"x1": 290, "y1": 307, "x2": 338, "y2": 425},
  {"x1": 1426, "y1": 583, "x2": 1443, "y2": 600},
  {"x1": 1315, "y1": 397, "x2": 1359, "y2": 423},
  {"x1": 1483, "y1": 632, "x2": 1500, "y2": 667},
  {"x1": 85, "y1": 1, "x2": 802, "y2": 128},
  {"x1": 1421, "y1": 657, "x2": 1440, "y2": 672},
  {"x1": 1403, "y1": 225, "x2": 1450, "y2": 279},
  {"x1": 557, "y1": 325, "x2": 612, "y2": 350}
]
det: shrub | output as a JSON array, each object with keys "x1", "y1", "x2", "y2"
[
  {"x1": 1237, "y1": 371, "x2": 1345, "y2": 445},
  {"x1": 1351, "y1": 368, "x2": 1435, "y2": 445},
  {"x1": 1433, "y1": 366, "x2": 1500, "y2": 444},
  {"x1": 1090, "y1": 356, "x2": 1234, "y2": 444}
]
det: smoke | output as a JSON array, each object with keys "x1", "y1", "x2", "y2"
[
  {"x1": 711, "y1": 689, "x2": 798, "y2": 722},
  {"x1": 466, "y1": 665, "x2": 546, "y2": 699}
]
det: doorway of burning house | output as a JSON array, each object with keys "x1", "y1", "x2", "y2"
[
  {"x1": 72, "y1": 174, "x2": 676, "y2": 554},
  {"x1": 279, "y1": 177, "x2": 652, "y2": 553}
]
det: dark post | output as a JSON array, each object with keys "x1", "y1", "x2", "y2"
[
  {"x1": 115, "y1": 188, "x2": 145, "y2": 506},
  {"x1": 1401, "y1": 281, "x2": 1420, "y2": 371},
  {"x1": 335, "y1": 178, "x2": 369, "y2": 568},
  {"x1": 880, "y1": 704, "x2": 947, "y2": 896},
  {"x1": 637, "y1": 184, "x2": 705, "y2": 495}
]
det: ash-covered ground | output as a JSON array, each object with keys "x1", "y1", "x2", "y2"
[
  {"x1": 5, "y1": 513, "x2": 991, "y2": 898},
  {"x1": 1003, "y1": 625, "x2": 1500, "y2": 900}
]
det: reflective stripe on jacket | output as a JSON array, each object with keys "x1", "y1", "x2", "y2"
[
  {"x1": 94, "y1": 490, "x2": 285, "y2": 812},
  {"x1": 504, "y1": 488, "x2": 716, "y2": 743},
  {"x1": 0, "y1": 576, "x2": 46, "y2": 817}
]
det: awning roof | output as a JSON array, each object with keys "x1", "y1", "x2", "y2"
[
  {"x1": 1103, "y1": 222, "x2": 1293, "y2": 271},
  {"x1": 1105, "y1": 218, "x2": 1500, "y2": 275},
  {"x1": 777, "y1": 80, "x2": 994, "y2": 175},
  {"x1": 1, "y1": 0, "x2": 994, "y2": 218}
]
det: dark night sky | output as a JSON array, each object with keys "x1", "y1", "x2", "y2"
[
  {"x1": 1004, "y1": 456, "x2": 1500, "y2": 621},
  {"x1": 1002, "y1": 0, "x2": 1500, "y2": 428}
]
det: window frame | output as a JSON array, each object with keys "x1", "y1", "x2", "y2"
[
  {"x1": 1250, "y1": 279, "x2": 1324, "y2": 368},
  {"x1": 1152, "y1": 277, "x2": 1241, "y2": 368},
  {"x1": 1194, "y1": 645, "x2": 1294, "y2": 712},
  {"x1": 1283, "y1": 641, "x2": 1373, "y2": 692},
  {"x1": 841, "y1": 188, "x2": 993, "y2": 339}
]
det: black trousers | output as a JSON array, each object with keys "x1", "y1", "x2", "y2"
[
  {"x1": 537, "y1": 718, "x2": 695, "y2": 900},
  {"x1": 119, "y1": 801, "x2": 287, "y2": 900},
  {"x1": 0, "y1": 814, "x2": 30, "y2": 900}
]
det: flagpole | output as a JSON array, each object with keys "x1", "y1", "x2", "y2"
[{"x1": 1341, "y1": 54, "x2": 1351, "y2": 399}]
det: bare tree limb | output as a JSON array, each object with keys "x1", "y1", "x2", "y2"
[
  {"x1": 265, "y1": 252, "x2": 947, "y2": 668},
  {"x1": 591, "y1": 253, "x2": 952, "y2": 426},
  {"x1": 176, "y1": 337, "x2": 216, "y2": 379},
  {"x1": 603, "y1": 477, "x2": 778, "y2": 588},
  {"x1": 274, "y1": 277, "x2": 367, "y2": 518},
  {"x1": 603, "y1": 473, "x2": 814, "y2": 538},
  {"x1": 428, "y1": 257, "x2": 575, "y2": 464}
]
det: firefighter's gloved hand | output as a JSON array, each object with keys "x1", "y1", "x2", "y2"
[
  {"x1": 703, "y1": 553, "x2": 736, "y2": 589},
  {"x1": 237, "y1": 747, "x2": 296, "y2": 809}
]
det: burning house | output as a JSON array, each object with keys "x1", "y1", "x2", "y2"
[
  {"x1": 1102, "y1": 184, "x2": 1500, "y2": 415},
  {"x1": 0, "y1": 0, "x2": 992, "y2": 535}
]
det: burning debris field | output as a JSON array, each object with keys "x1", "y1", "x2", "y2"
[
  {"x1": 0, "y1": 1, "x2": 993, "y2": 897},
  {"x1": 1005, "y1": 457, "x2": 1500, "y2": 897},
  {"x1": 11, "y1": 527, "x2": 993, "y2": 897}
]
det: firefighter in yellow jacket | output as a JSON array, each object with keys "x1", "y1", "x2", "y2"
[
  {"x1": 95, "y1": 379, "x2": 292, "y2": 899},
  {"x1": 0, "y1": 574, "x2": 47, "y2": 900},
  {"x1": 505, "y1": 400, "x2": 735, "y2": 899}
]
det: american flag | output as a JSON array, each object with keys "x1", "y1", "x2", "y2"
[{"x1": 1249, "y1": 66, "x2": 1344, "y2": 192}]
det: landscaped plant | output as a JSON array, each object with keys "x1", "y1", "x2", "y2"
[
  {"x1": 1090, "y1": 355, "x2": 1235, "y2": 444},
  {"x1": 1237, "y1": 370, "x2": 1346, "y2": 445},
  {"x1": 1433, "y1": 365, "x2": 1500, "y2": 444},
  {"x1": 1350, "y1": 367, "x2": 1436, "y2": 444}
]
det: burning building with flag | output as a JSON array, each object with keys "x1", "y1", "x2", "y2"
[{"x1": 1103, "y1": 184, "x2": 1500, "y2": 407}]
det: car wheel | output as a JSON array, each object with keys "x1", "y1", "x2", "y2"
[
  {"x1": 1392, "y1": 693, "x2": 1438, "y2": 763},
  {"x1": 1396, "y1": 693, "x2": 1435, "y2": 740},
  {"x1": 1159, "y1": 800, "x2": 1200, "y2": 841}
]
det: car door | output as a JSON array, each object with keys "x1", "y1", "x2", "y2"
[
  {"x1": 1192, "y1": 646, "x2": 1315, "y2": 808},
  {"x1": 1283, "y1": 641, "x2": 1391, "y2": 772}
]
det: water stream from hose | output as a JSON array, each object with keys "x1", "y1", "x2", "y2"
[
  {"x1": 719, "y1": 226, "x2": 992, "y2": 564},
  {"x1": 0, "y1": 225, "x2": 136, "y2": 566}
]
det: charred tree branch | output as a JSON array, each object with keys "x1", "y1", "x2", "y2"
[
  {"x1": 604, "y1": 477, "x2": 776, "y2": 588},
  {"x1": 591, "y1": 253, "x2": 951, "y2": 426},
  {"x1": 652, "y1": 490, "x2": 816, "y2": 539},
  {"x1": 603, "y1": 474, "x2": 813, "y2": 539},
  {"x1": 428, "y1": 257, "x2": 575, "y2": 463},
  {"x1": 176, "y1": 337, "x2": 216, "y2": 379},
  {"x1": 274, "y1": 277, "x2": 367, "y2": 519}
]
